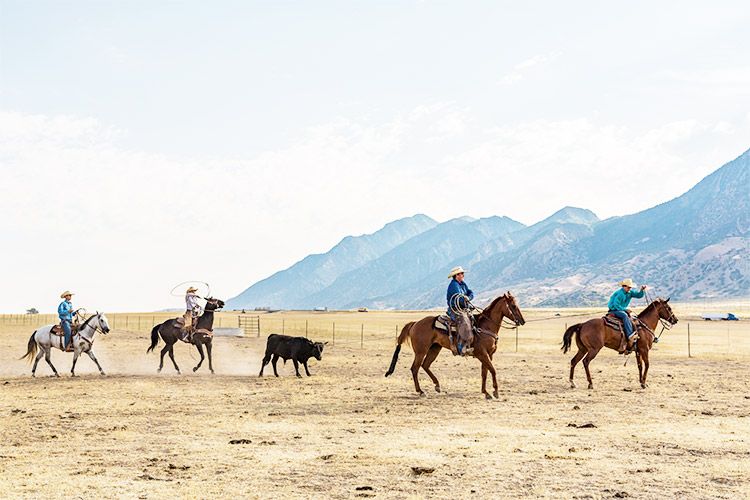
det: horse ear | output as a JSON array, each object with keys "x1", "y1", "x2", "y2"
[
  {"x1": 666, "y1": 297, "x2": 670, "y2": 302},
  {"x1": 96, "y1": 310, "x2": 99, "y2": 315}
]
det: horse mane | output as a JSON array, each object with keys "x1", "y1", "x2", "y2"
[
  {"x1": 78, "y1": 313, "x2": 97, "y2": 331},
  {"x1": 638, "y1": 299, "x2": 661, "y2": 318},
  {"x1": 478, "y1": 294, "x2": 506, "y2": 319}
]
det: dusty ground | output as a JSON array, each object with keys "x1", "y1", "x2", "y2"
[{"x1": 0, "y1": 309, "x2": 748, "y2": 499}]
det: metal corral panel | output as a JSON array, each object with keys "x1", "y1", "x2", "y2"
[{"x1": 213, "y1": 327, "x2": 244, "y2": 337}]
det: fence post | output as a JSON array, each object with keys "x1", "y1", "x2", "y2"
[
  {"x1": 257, "y1": 317, "x2": 261, "y2": 338},
  {"x1": 126, "y1": 315, "x2": 129, "y2": 329},
  {"x1": 515, "y1": 327, "x2": 518, "y2": 352},
  {"x1": 361, "y1": 324, "x2": 364, "y2": 348},
  {"x1": 332, "y1": 322, "x2": 335, "y2": 345},
  {"x1": 305, "y1": 320, "x2": 308, "y2": 338},
  {"x1": 687, "y1": 322, "x2": 691, "y2": 358},
  {"x1": 282, "y1": 319, "x2": 285, "y2": 335}
]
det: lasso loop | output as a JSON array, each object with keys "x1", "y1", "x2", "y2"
[{"x1": 169, "y1": 281, "x2": 211, "y2": 299}]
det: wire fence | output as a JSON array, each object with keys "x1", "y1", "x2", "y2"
[{"x1": 1, "y1": 312, "x2": 748, "y2": 358}]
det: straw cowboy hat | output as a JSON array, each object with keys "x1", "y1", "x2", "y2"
[
  {"x1": 448, "y1": 266, "x2": 466, "y2": 278},
  {"x1": 186, "y1": 286, "x2": 199, "y2": 293},
  {"x1": 60, "y1": 291, "x2": 74, "y2": 298},
  {"x1": 619, "y1": 279, "x2": 634, "y2": 288}
]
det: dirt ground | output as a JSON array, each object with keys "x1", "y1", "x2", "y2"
[{"x1": 0, "y1": 311, "x2": 748, "y2": 499}]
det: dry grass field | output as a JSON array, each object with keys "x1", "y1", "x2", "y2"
[{"x1": 1, "y1": 304, "x2": 748, "y2": 499}]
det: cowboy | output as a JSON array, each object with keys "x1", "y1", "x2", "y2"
[
  {"x1": 57, "y1": 291, "x2": 76, "y2": 351},
  {"x1": 183, "y1": 287, "x2": 202, "y2": 338},
  {"x1": 608, "y1": 278, "x2": 647, "y2": 352},
  {"x1": 446, "y1": 266, "x2": 474, "y2": 355}
]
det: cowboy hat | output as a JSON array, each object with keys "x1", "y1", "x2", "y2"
[
  {"x1": 186, "y1": 286, "x2": 199, "y2": 293},
  {"x1": 60, "y1": 291, "x2": 74, "y2": 298},
  {"x1": 448, "y1": 266, "x2": 466, "y2": 278},
  {"x1": 619, "y1": 278, "x2": 634, "y2": 288}
]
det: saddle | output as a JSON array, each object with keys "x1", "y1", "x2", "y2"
[
  {"x1": 603, "y1": 311, "x2": 640, "y2": 353},
  {"x1": 50, "y1": 323, "x2": 78, "y2": 336}
]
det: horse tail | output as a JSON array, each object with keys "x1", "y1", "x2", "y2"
[
  {"x1": 146, "y1": 323, "x2": 161, "y2": 353},
  {"x1": 562, "y1": 323, "x2": 582, "y2": 354},
  {"x1": 385, "y1": 321, "x2": 413, "y2": 377},
  {"x1": 20, "y1": 331, "x2": 38, "y2": 362}
]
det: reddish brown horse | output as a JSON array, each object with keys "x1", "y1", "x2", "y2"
[
  {"x1": 562, "y1": 298, "x2": 678, "y2": 389},
  {"x1": 385, "y1": 292, "x2": 525, "y2": 399}
]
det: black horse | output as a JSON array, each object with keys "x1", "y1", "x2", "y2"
[{"x1": 147, "y1": 297, "x2": 225, "y2": 374}]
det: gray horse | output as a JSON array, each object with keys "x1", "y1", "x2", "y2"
[{"x1": 20, "y1": 312, "x2": 111, "y2": 377}]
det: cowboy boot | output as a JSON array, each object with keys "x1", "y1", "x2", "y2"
[
  {"x1": 448, "y1": 330, "x2": 459, "y2": 356},
  {"x1": 626, "y1": 331, "x2": 640, "y2": 351}
]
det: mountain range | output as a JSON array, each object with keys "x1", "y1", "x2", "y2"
[{"x1": 228, "y1": 149, "x2": 750, "y2": 309}]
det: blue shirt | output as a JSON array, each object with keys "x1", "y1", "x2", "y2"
[
  {"x1": 607, "y1": 288, "x2": 645, "y2": 311},
  {"x1": 447, "y1": 278, "x2": 474, "y2": 313},
  {"x1": 58, "y1": 300, "x2": 75, "y2": 322}
]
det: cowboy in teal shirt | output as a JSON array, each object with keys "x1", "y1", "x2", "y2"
[
  {"x1": 57, "y1": 291, "x2": 76, "y2": 350},
  {"x1": 608, "y1": 279, "x2": 647, "y2": 350}
]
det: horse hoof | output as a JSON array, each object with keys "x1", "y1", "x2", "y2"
[
  {"x1": 570, "y1": 380, "x2": 577, "y2": 389},
  {"x1": 493, "y1": 390, "x2": 499, "y2": 399},
  {"x1": 157, "y1": 368, "x2": 162, "y2": 373},
  {"x1": 100, "y1": 372, "x2": 106, "y2": 376},
  {"x1": 210, "y1": 370, "x2": 215, "y2": 374},
  {"x1": 641, "y1": 383, "x2": 647, "y2": 389},
  {"x1": 587, "y1": 384, "x2": 593, "y2": 390},
  {"x1": 418, "y1": 391, "x2": 425, "y2": 397},
  {"x1": 31, "y1": 374, "x2": 36, "y2": 378},
  {"x1": 193, "y1": 367, "x2": 198, "y2": 372},
  {"x1": 434, "y1": 386, "x2": 441, "y2": 393},
  {"x1": 484, "y1": 393, "x2": 493, "y2": 400},
  {"x1": 54, "y1": 373, "x2": 60, "y2": 378}
]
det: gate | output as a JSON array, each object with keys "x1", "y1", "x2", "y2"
[{"x1": 238, "y1": 315, "x2": 260, "y2": 337}]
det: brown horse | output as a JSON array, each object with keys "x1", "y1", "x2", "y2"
[
  {"x1": 562, "y1": 298, "x2": 678, "y2": 389},
  {"x1": 385, "y1": 292, "x2": 525, "y2": 399}
]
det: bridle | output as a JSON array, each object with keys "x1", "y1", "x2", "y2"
[{"x1": 477, "y1": 295, "x2": 522, "y2": 331}]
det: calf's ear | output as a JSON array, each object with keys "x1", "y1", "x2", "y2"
[{"x1": 324, "y1": 341, "x2": 329, "y2": 345}]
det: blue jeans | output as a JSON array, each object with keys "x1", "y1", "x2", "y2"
[
  {"x1": 61, "y1": 320, "x2": 72, "y2": 348},
  {"x1": 610, "y1": 310, "x2": 633, "y2": 338}
]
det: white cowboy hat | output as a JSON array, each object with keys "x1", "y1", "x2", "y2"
[
  {"x1": 619, "y1": 279, "x2": 634, "y2": 288},
  {"x1": 448, "y1": 266, "x2": 466, "y2": 278},
  {"x1": 60, "y1": 291, "x2": 74, "y2": 298},
  {"x1": 186, "y1": 286, "x2": 198, "y2": 293}
]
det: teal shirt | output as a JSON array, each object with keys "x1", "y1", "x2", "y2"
[
  {"x1": 608, "y1": 288, "x2": 644, "y2": 311},
  {"x1": 57, "y1": 300, "x2": 75, "y2": 321}
]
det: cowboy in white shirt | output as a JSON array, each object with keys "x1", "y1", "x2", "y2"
[{"x1": 183, "y1": 287, "x2": 203, "y2": 335}]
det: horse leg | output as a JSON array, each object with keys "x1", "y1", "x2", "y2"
[
  {"x1": 168, "y1": 344, "x2": 181, "y2": 374},
  {"x1": 410, "y1": 347, "x2": 429, "y2": 396},
  {"x1": 476, "y1": 352, "x2": 498, "y2": 399},
  {"x1": 205, "y1": 341, "x2": 214, "y2": 374},
  {"x1": 71, "y1": 350, "x2": 80, "y2": 377},
  {"x1": 421, "y1": 344, "x2": 442, "y2": 393},
  {"x1": 636, "y1": 351, "x2": 643, "y2": 387},
  {"x1": 32, "y1": 350, "x2": 44, "y2": 377},
  {"x1": 158, "y1": 345, "x2": 169, "y2": 373},
  {"x1": 569, "y1": 348, "x2": 587, "y2": 389},
  {"x1": 43, "y1": 347, "x2": 59, "y2": 378},
  {"x1": 641, "y1": 349, "x2": 650, "y2": 389},
  {"x1": 481, "y1": 363, "x2": 488, "y2": 396},
  {"x1": 271, "y1": 354, "x2": 280, "y2": 377},
  {"x1": 86, "y1": 350, "x2": 105, "y2": 375},
  {"x1": 582, "y1": 347, "x2": 602, "y2": 390},
  {"x1": 193, "y1": 342, "x2": 205, "y2": 372}
]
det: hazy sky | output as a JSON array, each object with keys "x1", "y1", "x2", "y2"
[{"x1": 2, "y1": 1, "x2": 749, "y2": 312}]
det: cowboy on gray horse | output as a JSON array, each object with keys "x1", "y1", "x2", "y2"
[{"x1": 57, "y1": 291, "x2": 77, "y2": 352}]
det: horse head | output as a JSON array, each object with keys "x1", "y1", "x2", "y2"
[
  {"x1": 502, "y1": 291, "x2": 525, "y2": 326},
  {"x1": 204, "y1": 297, "x2": 225, "y2": 311},
  {"x1": 655, "y1": 297, "x2": 678, "y2": 325},
  {"x1": 96, "y1": 312, "x2": 111, "y2": 334}
]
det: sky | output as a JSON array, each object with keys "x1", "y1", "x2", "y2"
[{"x1": 2, "y1": 0, "x2": 749, "y2": 313}]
